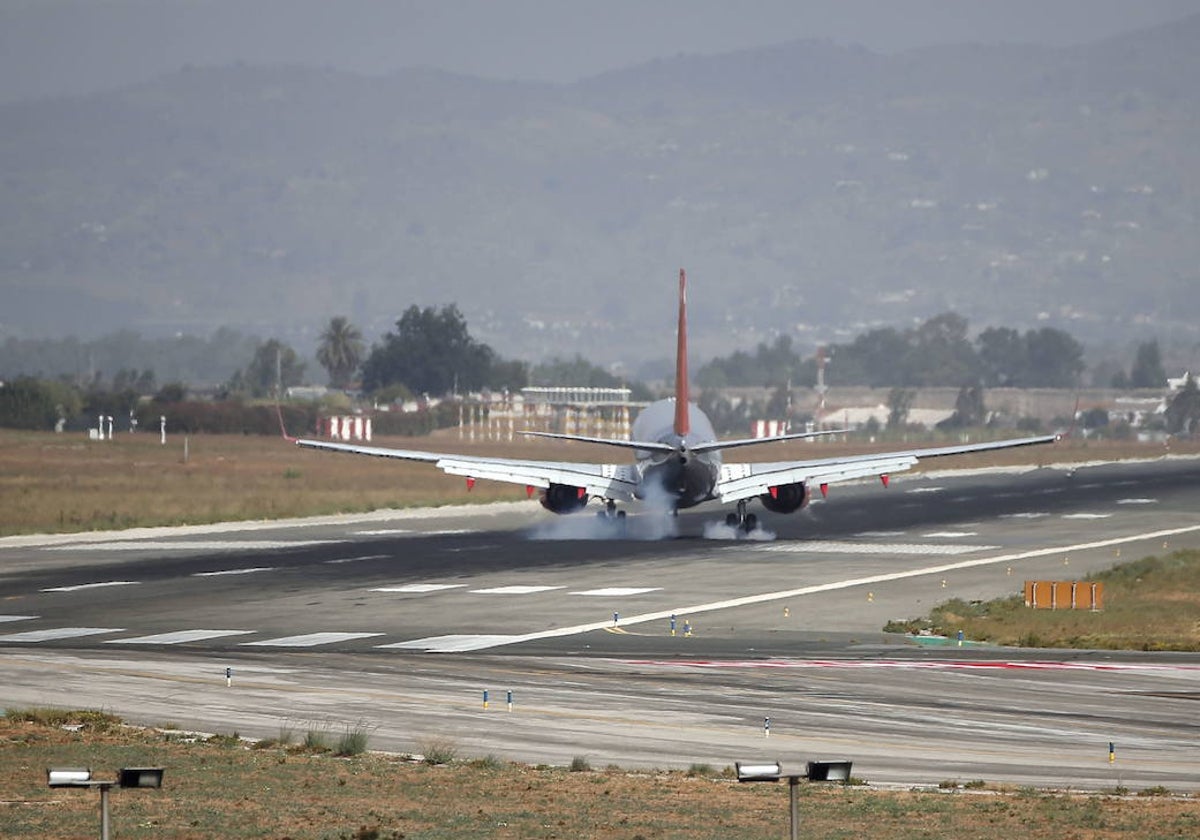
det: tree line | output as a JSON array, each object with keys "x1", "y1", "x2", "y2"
[{"x1": 697, "y1": 311, "x2": 1169, "y2": 392}]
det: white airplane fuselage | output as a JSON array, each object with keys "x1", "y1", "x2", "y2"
[{"x1": 631, "y1": 398, "x2": 721, "y2": 509}]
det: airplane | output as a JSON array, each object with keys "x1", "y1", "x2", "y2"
[{"x1": 291, "y1": 270, "x2": 1058, "y2": 533}]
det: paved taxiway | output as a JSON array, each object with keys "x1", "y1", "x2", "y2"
[{"x1": 2, "y1": 455, "x2": 1199, "y2": 790}]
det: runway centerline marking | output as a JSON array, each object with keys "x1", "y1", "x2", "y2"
[
  {"x1": 41, "y1": 581, "x2": 140, "y2": 593},
  {"x1": 754, "y1": 542, "x2": 996, "y2": 556},
  {"x1": 386, "y1": 522, "x2": 1200, "y2": 653},
  {"x1": 192, "y1": 567, "x2": 275, "y2": 577},
  {"x1": 570, "y1": 587, "x2": 663, "y2": 597},
  {"x1": 0, "y1": 615, "x2": 38, "y2": 623},
  {"x1": 1062, "y1": 513, "x2": 1111, "y2": 520},
  {"x1": 325, "y1": 554, "x2": 389, "y2": 564},
  {"x1": 1117, "y1": 498, "x2": 1157, "y2": 505},
  {"x1": 922, "y1": 531, "x2": 978, "y2": 538}
]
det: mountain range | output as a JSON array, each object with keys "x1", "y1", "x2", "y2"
[{"x1": 3, "y1": 14, "x2": 1199, "y2": 373}]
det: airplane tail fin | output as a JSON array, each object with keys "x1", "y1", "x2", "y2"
[{"x1": 674, "y1": 268, "x2": 690, "y2": 437}]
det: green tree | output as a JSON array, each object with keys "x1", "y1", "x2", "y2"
[
  {"x1": 0, "y1": 377, "x2": 80, "y2": 429},
  {"x1": 361, "y1": 304, "x2": 496, "y2": 396},
  {"x1": 940, "y1": 383, "x2": 987, "y2": 429},
  {"x1": 316, "y1": 316, "x2": 365, "y2": 390},
  {"x1": 887, "y1": 387, "x2": 915, "y2": 429},
  {"x1": 910, "y1": 312, "x2": 976, "y2": 387},
  {"x1": 1164, "y1": 375, "x2": 1200, "y2": 435},
  {"x1": 1129, "y1": 340, "x2": 1167, "y2": 388},
  {"x1": 1023, "y1": 328, "x2": 1084, "y2": 387},
  {"x1": 239, "y1": 339, "x2": 306, "y2": 398},
  {"x1": 976, "y1": 326, "x2": 1025, "y2": 387}
]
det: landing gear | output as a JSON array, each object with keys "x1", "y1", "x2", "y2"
[
  {"x1": 726, "y1": 500, "x2": 758, "y2": 533},
  {"x1": 596, "y1": 500, "x2": 627, "y2": 526}
]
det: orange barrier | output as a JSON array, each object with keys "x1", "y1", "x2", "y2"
[{"x1": 1024, "y1": 580, "x2": 1104, "y2": 610}]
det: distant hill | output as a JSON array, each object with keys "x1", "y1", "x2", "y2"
[{"x1": 2, "y1": 16, "x2": 1199, "y2": 370}]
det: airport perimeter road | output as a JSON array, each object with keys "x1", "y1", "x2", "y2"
[{"x1": 2, "y1": 456, "x2": 1199, "y2": 790}]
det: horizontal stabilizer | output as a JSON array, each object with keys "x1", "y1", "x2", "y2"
[{"x1": 520, "y1": 430, "x2": 678, "y2": 454}]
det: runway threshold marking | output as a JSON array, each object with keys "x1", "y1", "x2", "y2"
[
  {"x1": 240, "y1": 632, "x2": 384, "y2": 648},
  {"x1": 371, "y1": 584, "x2": 466, "y2": 593},
  {"x1": 105, "y1": 630, "x2": 255, "y2": 645},
  {"x1": 386, "y1": 522, "x2": 1200, "y2": 653},
  {"x1": 0, "y1": 627, "x2": 124, "y2": 643}
]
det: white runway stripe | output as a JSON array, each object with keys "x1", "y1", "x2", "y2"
[
  {"x1": 753, "y1": 542, "x2": 996, "y2": 556},
  {"x1": 371, "y1": 584, "x2": 466, "y2": 593},
  {"x1": 377, "y1": 523, "x2": 1200, "y2": 654},
  {"x1": 106, "y1": 630, "x2": 254, "y2": 645},
  {"x1": 240, "y1": 632, "x2": 383, "y2": 648},
  {"x1": 923, "y1": 531, "x2": 978, "y2": 538},
  {"x1": 0, "y1": 627, "x2": 123, "y2": 643},
  {"x1": 0, "y1": 615, "x2": 38, "y2": 623},
  {"x1": 380, "y1": 634, "x2": 522, "y2": 652},
  {"x1": 1062, "y1": 513, "x2": 1111, "y2": 520},
  {"x1": 41, "y1": 581, "x2": 140, "y2": 592},
  {"x1": 325, "y1": 554, "x2": 389, "y2": 564},
  {"x1": 50, "y1": 540, "x2": 336, "y2": 551},
  {"x1": 1117, "y1": 498, "x2": 1157, "y2": 505},
  {"x1": 570, "y1": 587, "x2": 662, "y2": 597},
  {"x1": 470, "y1": 585, "x2": 564, "y2": 595},
  {"x1": 192, "y1": 567, "x2": 275, "y2": 577}
]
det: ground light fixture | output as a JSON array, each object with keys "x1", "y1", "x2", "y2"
[
  {"x1": 48, "y1": 766, "x2": 164, "y2": 840},
  {"x1": 736, "y1": 759, "x2": 853, "y2": 840}
]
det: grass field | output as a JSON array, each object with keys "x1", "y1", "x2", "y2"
[
  {"x1": 3, "y1": 428, "x2": 1194, "y2": 537},
  {"x1": 2, "y1": 710, "x2": 1196, "y2": 840},
  {"x1": 887, "y1": 550, "x2": 1200, "y2": 651}
]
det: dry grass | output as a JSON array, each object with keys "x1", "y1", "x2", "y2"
[
  {"x1": 895, "y1": 550, "x2": 1200, "y2": 650},
  {"x1": 2, "y1": 713, "x2": 1196, "y2": 839},
  {"x1": 2, "y1": 428, "x2": 1196, "y2": 537}
]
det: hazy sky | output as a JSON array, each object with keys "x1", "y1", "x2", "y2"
[{"x1": 2, "y1": 0, "x2": 1199, "y2": 103}]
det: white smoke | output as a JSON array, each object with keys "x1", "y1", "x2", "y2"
[
  {"x1": 702, "y1": 520, "x2": 777, "y2": 541},
  {"x1": 526, "y1": 511, "x2": 680, "y2": 541}
]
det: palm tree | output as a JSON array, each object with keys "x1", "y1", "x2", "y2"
[{"x1": 316, "y1": 316, "x2": 365, "y2": 390}]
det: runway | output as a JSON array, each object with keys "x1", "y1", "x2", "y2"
[{"x1": 2, "y1": 455, "x2": 1199, "y2": 790}]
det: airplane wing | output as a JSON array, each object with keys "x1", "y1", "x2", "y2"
[
  {"x1": 717, "y1": 434, "x2": 1059, "y2": 504},
  {"x1": 293, "y1": 438, "x2": 640, "y2": 501}
]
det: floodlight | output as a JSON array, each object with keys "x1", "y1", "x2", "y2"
[
  {"x1": 735, "y1": 761, "x2": 782, "y2": 782},
  {"x1": 119, "y1": 767, "x2": 164, "y2": 789},
  {"x1": 47, "y1": 768, "x2": 92, "y2": 787},
  {"x1": 806, "y1": 760, "x2": 853, "y2": 782}
]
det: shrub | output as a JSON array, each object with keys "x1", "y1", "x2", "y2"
[
  {"x1": 569, "y1": 755, "x2": 592, "y2": 772},
  {"x1": 418, "y1": 738, "x2": 458, "y2": 765}
]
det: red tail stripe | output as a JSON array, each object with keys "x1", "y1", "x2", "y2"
[{"x1": 674, "y1": 268, "x2": 690, "y2": 437}]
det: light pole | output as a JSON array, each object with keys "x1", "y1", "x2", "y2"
[
  {"x1": 736, "y1": 759, "x2": 853, "y2": 840},
  {"x1": 48, "y1": 767, "x2": 164, "y2": 840}
]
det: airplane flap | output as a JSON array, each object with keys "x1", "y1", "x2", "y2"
[
  {"x1": 717, "y1": 455, "x2": 918, "y2": 504},
  {"x1": 436, "y1": 458, "x2": 639, "y2": 502}
]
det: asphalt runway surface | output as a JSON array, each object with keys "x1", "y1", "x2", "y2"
[{"x1": 3, "y1": 455, "x2": 1200, "y2": 791}]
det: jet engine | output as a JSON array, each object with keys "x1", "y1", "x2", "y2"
[
  {"x1": 759, "y1": 482, "x2": 810, "y2": 514},
  {"x1": 540, "y1": 483, "x2": 589, "y2": 514}
]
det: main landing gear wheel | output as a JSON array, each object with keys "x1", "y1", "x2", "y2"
[{"x1": 727, "y1": 500, "x2": 758, "y2": 534}]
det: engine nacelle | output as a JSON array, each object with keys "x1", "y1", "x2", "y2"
[
  {"x1": 759, "y1": 482, "x2": 810, "y2": 514},
  {"x1": 540, "y1": 483, "x2": 589, "y2": 514}
]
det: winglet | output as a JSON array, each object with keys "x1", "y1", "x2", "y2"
[{"x1": 674, "y1": 268, "x2": 690, "y2": 437}]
